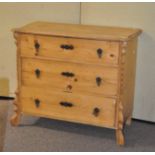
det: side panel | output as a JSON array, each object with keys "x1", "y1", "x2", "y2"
[{"x1": 121, "y1": 38, "x2": 138, "y2": 121}]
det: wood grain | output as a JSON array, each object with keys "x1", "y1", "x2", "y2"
[
  {"x1": 20, "y1": 86, "x2": 116, "y2": 128},
  {"x1": 20, "y1": 34, "x2": 120, "y2": 65},
  {"x1": 10, "y1": 33, "x2": 21, "y2": 126},
  {"x1": 120, "y1": 38, "x2": 138, "y2": 124},
  {"x1": 11, "y1": 22, "x2": 142, "y2": 145},
  {"x1": 13, "y1": 21, "x2": 142, "y2": 41},
  {"x1": 21, "y1": 58, "x2": 118, "y2": 97}
]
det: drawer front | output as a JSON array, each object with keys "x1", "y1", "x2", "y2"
[
  {"x1": 20, "y1": 34, "x2": 119, "y2": 65},
  {"x1": 20, "y1": 86, "x2": 116, "y2": 128},
  {"x1": 21, "y1": 58, "x2": 118, "y2": 97}
]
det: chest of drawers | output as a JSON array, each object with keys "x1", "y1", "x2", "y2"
[{"x1": 11, "y1": 22, "x2": 142, "y2": 145}]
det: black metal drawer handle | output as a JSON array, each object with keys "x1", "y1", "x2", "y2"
[
  {"x1": 35, "y1": 69, "x2": 41, "y2": 78},
  {"x1": 34, "y1": 41, "x2": 40, "y2": 55},
  {"x1": 96, "y1": 77, "x2": 102, "y2": 86},
  {"x1": 60, "y1": 101, "x2": 73, "y2": 107},
  {"x1": 61, "y1": 72, "x2": 75, "y2": 77},
  {"x1": 97, "y1": 48, "x2": 103, "y2": 58},
  {"x1": 34, "y1": 99, "x2": 40, "y2": 108},
  {"x1": 93, "y1": 107, "x2": 100, "y2": 117},
  {"x1": 60, "y1": 44, "x2": 74, "y2": 50}
]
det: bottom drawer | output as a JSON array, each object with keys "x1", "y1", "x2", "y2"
[{"x1": 20, "y1": 86, "x2": 116, "y2": 128}]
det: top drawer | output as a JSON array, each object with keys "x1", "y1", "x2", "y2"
[{"x1": 20, "y1": 34, "x2": 120, "y2": 65}]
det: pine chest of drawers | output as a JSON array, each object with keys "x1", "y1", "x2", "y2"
[{"x1": 11, "y1": 22, "x2": 142, "y2": 145}]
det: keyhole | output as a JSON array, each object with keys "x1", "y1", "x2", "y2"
[
  {"x1": 67, "y1": 85, "x2": 72, "y2": 90},
  {"x1": 74, "y1": 78, "x2": 78, "y2": 82}
]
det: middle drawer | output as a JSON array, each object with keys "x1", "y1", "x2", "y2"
[{"x1": 21, "y1": 58, "x2": 118, "y2": 97}]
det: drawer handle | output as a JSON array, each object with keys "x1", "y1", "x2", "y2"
[
  {"x1": 60, "y1": 44, "x2": 74, "y2": 50},
  {"x1": 96, "y1": 77, "x2": 102, "y2": 86},
  {"x1": 34, "y1": 41, "x2": 40, "y2": 55},
  {"x1": 93, "y1": 107, "x2": 100, "y2": 117},
  {"x1": 34, "y1": 99, "x2": 40, "y2": 108},
  {"x1": 60, "y1": 101, "x2": 73, "y2": 107},
  {"x1": 97, "y1": 48, "x2": 103, "y2": 58},
  {"x1": 35, "y1": 69, "x2": 41, "y2": 78},
  {"x1": 61, "y1": 72, "x2": 75, "y2": 77}
]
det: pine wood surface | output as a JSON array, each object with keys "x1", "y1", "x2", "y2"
[
  {"x1": 20, "y1": 86, "x2": 116, "y2": 128},
  {"x1": 21, "y1": 58, "x2": 118, "y2": 97},
  {"x1": 13, "y1": 21, "x2": 142, "y2": 41},
  {"x1": 20, "y1": 34, "x2": 120, "y2": 65},
  {"x1": 11, "y1": 22, "x2": 142, "y2": 145}
]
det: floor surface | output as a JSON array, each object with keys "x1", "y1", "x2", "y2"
[
  {"x1": 0, "y1": 100, "x2": 9, "y2": 151},
  {"x1": 1, "y1": 102, "x2": 155, "y2": 152}
]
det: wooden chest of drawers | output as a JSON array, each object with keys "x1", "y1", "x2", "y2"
[{"x1": 11, "y1": 22, "x2": 142, "y2": 145}]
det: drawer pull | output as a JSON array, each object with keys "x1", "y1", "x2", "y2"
[
  {"x1": 60, "y1": 101, "x2": 73, "y2": 107},
  {"x1": 97, "y1": 48, "x2": 103, "y2": 58},
  {"x1": 34, "y1": 41, "x2": 40, "y2": 55},
  {"x1": 93, "y1": 107, "x2": 100, "y2": 117},
  {"x1": 60, "y1": 44, "x2": 74, "y2": 50},
  {"x1": 34, "y1": 99, "x2": 40, "y2": 108},
  {"x1": 96, "y1": 77, "x2": 102, "y2": 86},
  {"x1": 61, "y1": 72, "x2": 75, "y2": 77},
  {"x1": 35, "y1": 69, "x2": 41, "y2": 78}
]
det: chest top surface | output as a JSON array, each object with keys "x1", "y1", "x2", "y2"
[{"x1": 13, "y1": 21, "x2": 142, "y2": 41}]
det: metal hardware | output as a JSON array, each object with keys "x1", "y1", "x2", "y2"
[
  {"x1": 97, "y1": 48, "x2": 103, "y2": 58},
  {"x1": 93, "y1": 107, "x2": 100, "y2": 117},
  {"x1": 34, "y1": 41, "x2": 40, "y2": 55},
  {"x1": 34, "y1": 99, "x2": 40, "y2": 108},
  {"x1": 60, "y1": 101, "x2": 73, "y2": 107},
  {"x1": 61, "y1": 72, "x2": 75, "y2": 77},
  {"x1": 60, "y1": 44, "x2": 74, "y2": 50},
  {"x1": 35, "y1": 69, "x2": 41, "y2": 78},
  {"x1": 96, "y1": 77, "x2": 102, "y2": 86}
]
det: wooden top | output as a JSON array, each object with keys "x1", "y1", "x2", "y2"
[{"x1": 13, "y1": 21, "x2": 142, "y2": 41}]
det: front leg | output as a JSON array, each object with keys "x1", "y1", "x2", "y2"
[
  {"x1": 10, "y1": 92, "x2": 21, "y2": 126},
  {"x1": 116, "y1": 129, "x2": 125, "y2": 145}
]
